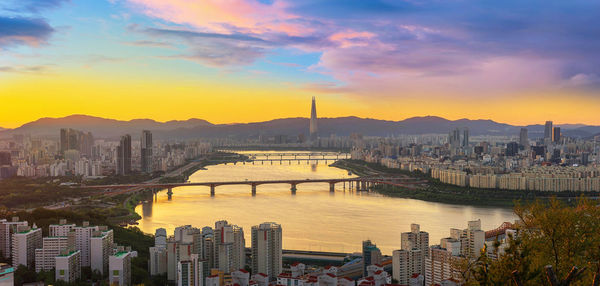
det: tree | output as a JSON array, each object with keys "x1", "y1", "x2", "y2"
[{"x1": 462, "y1": 198, "x2": 600, "y2": 285}]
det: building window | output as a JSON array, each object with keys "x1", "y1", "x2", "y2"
[{"x1": 113, "y1": 270, "x2": 120, "y2": 276}]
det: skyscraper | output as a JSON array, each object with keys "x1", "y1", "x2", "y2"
[
  {"x1": 462, "y1": 128, "x2": 469, "y2": 147},
  {"x1": 309, "y1": 97, "x2": 318, "y2": 142},
  {"x1": 116, "y1": 134, "x2": 131, "y2": 175},
  {"x1": 251, "y1": 222, "x2": 282, "y2": 281},
  {"x1": 141, "y1": 130, "x2": 153, "y2": 173},
  {"x1": 553, "y1": 127, "x2": 561, "y2": 143},
  {"x1": 519, "y1": 128, "x2": 529, "y2": 148},
  {"x1": 544, "y1": 121, "x2": 553, "y2": 140}
]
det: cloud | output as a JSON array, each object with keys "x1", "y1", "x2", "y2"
[
  {"x1": 123, "y1": 0, "x2": 600, "y2": 97},
  {"x1": 159, "y1": 41, "x2": 266, "y2": 67},
  {"x1": 1, "y1": 0, "x2": 69, "y2": 13},
  {"x1": 0, "y1": 65, "x2": 50, "y2": 74},
  {"x1": 121, "y1": 40, "x2": 174, "y2": 49},
  {"x1": 0, "y1": 16, "x2": 54, "y2": 48},
  {"x1": 143, "y1": 27, "x2": 267, "y2": 43},
  {"x1": 126, "y1": 0, "x2": 305, "y2": 36}
]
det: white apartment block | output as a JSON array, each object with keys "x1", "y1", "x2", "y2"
[
  {"x1": 0, "y1": 218, "x2": 28, "y2": 259},
  {"x1": 251, "y1": 222, "x2": 282, "y2": 281},
  {"x1": 109, "y1": 249, "x2": 132, "y2": 286},
  {"x1": 35, "y1": 235, "x2": 74, "y2": 272},
  {"x1": 74, "y1": 221, "x2": 99, "y2": 267},
  {"x1": 392, "y1": 249, "x2": 423, "y2": 285},
  {"x1": 55, "y1": 250, "x2": 81, "y2": 283},
  {"x1": 90, "y1": 227, "x2": 114, "y2": 276},
  {"x1": 149, "y1": 246, "x2": 168, "y2": 276},
  {"x1": 12, "y1": 225, "x2": 42, "y2": 268},
  {"x1": 49, "y1": 219, "x2": 75, "y2": 237}
]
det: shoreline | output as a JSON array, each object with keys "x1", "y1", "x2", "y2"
[{"x1": 329, "y1": 159, "x2": 594, "y2": 208}]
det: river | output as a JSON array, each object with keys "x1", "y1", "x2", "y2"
[{"x1": 135, "y1": 151, "x2": 517, "y2": 254}]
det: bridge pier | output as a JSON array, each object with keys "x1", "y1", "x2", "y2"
[
  {"x1": 251, "y1": 184, "x2": 257, "y2": 196},
  {"x1": 210, "y1": 184, "x2": 215, "y2": 196},
  {"x1": 290, "y1": 183, "x2": 297, "y2": 194},
  {"x1": 167, "y1": 188, "x2": 173, "y2": 199},
  {"x1": 329, "y1": 182, "x2": 335, "y2": 192}
]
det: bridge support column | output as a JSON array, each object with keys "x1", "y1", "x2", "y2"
[
  {"x1": 329, "y1": 182, "x2": 335, "y2": 192},
  {"x1": 167, "y1": 188, "x2": 173, "y2": 199},
  {"x1": 210, "y1": 184, "x2": 215, "y2": 196},
  {"x1": 251, "y1": 184, "x2": 257, "y2": 196},
  {"x1": 290, "y1": 183, "x2": 297, "y2": 194}
]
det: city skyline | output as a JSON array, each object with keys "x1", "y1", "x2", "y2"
[{"x1": 3, "y1": 1, "x2": 600, "y2": 127}]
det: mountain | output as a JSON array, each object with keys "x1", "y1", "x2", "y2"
[
  {"x1": 0, "y1": 115, "x2": 212, "y2": 139},
  {"x1": 1, "y1": 114, "x2": 599, "y2": 140}
]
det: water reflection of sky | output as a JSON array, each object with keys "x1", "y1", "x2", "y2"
[{"x1": 136, "y1": 153, "x2": 516, "y2": 254}]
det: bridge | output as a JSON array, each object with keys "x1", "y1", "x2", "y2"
[
  {"x1": 81, "y1": 176, "x2": 421, "y2": 197},
  {"x1": 219, "y1": 151, "x2": 350, "y2": 160}
]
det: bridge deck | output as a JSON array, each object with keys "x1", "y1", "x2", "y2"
[{"x1": 80, "y1": 177, "x2": 419, "y2": 189}]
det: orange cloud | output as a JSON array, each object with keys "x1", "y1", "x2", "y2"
[{"x1": 329, "y1": 30, "x2": 376, "y2": 48}]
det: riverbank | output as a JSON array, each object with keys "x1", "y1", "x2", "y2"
[{"x1": 330, "y1": 159, "x2": 594, "y2": 207}]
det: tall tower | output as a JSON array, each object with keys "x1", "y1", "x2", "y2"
[
  {"x1": 309, "y1": 96, "x2": 318, "y2": 141},
  {"x1": 116, "y1": 134, "x2": 131, "y2": 175},
  {"x1": 141, "y1": 130, "x2": 153, "y2": 173}
]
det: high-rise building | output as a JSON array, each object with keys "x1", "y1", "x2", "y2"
[
  {"x1": 450, "y1": 220, "x2": 485, "y2": 258},
  {"x1": 109, "y1": 248, "x2": 132, "y2": 286},
  {"x1": 392, "y1": 248, "x2": 423, "y2": 285},
  {"x1": 394, "y1": 224, "x2": 430, "y2": 284},
  {"x1": 425, "y1": 245, "x2": 459, "y2": 285},
  {"x1": 544, "y1": 121, "x2": 553, "y2": 140},
  {"x1": 519, "y1": 128, "x2": 529, "y2": 148},
  {"x1": 178, "y1": 254, "x2": 205, "y2": 286},
  {"x1": 141, "y1": 130, "x2": 153, "y2": 173},
  {"x1": 12, "y1": 225, "x2": 43, "y2": 268},
  {"x1": 506, "y1": 142, "x2": 519, "y2": 157},
  {"x1": 214, "y1": 221, "x2": 245, "y2": 273},
  {"x1": 74, "y1": 221, "x2": 99, "y2": 267},
  {"x1": 401, "y1": 224, "x2": 430, "y2": 258},
  {"x1": 150, "y1": 246, "x2": 168, "y2": 276},
  {"x1": 35, "y1": 233, "x2": 75, "y2": 272},
  {"x1": 55, "y1": 250, "x2": 81, "y2": 283},
  {"x1": 60, "y1": 128, "x2": 94, "y2": 157},
  {"x1": 448, "y1": 128, "x2": 461, "y2": 149},
  {"x1": 49, "y1": 219, "x2": 76, "y2": 237},
  {"x1": 462, "y1": 128, "x2": 469, "y2": 147},
  {"x1": 553, "y1": 127, "x2": 561, "y2": 143},
  {"x1": 309, "y1": 97, "x2": 318, "y2": 142},
  {"x1": 166, "y1": 226, "x2": 203, "y2": 282},
  {"x1": 0, "y1": 218, "x2": 28, "y2": 259},
  {"x1": 116, "y1": 134, "x2": 132, "y2": 175},
  {"x1": 362, "y1": 240, "x2": 382, "y2": 276},
  {"x1": 251, "y1": 222, "x2": 282, "y2": 281},
  {"x1": 91, "y1": 227, "x2": 114, "y2": 276}
]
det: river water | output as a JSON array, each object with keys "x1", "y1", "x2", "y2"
[{"x1": 135, "y1": 151, "x2": 517, "y2": 254}]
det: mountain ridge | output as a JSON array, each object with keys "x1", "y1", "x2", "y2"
[{"x1": 1, "y1": 114, "x2": 598, "y2": 140}]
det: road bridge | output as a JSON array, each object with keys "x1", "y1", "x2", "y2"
[{"x1": 80, "y1": 176, "x2": 420, "y2": 197}]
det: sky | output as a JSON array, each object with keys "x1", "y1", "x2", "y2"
[{"x1": 1, "y1": 0, "x2": 600, "y2": 128}]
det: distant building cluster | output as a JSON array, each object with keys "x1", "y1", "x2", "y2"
[
  {"x1": 0, "y1": 217, "x2": 134, "y2": 285},
  {"x1": 149, "y1": 221, "x2": 282, "y2": 286},
  {"x1": 352, "y1": 120, "x2": 600, "y2": 192},
  {"x1": 0, "y1": 128, "x2": 212, "y2": 180}
]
